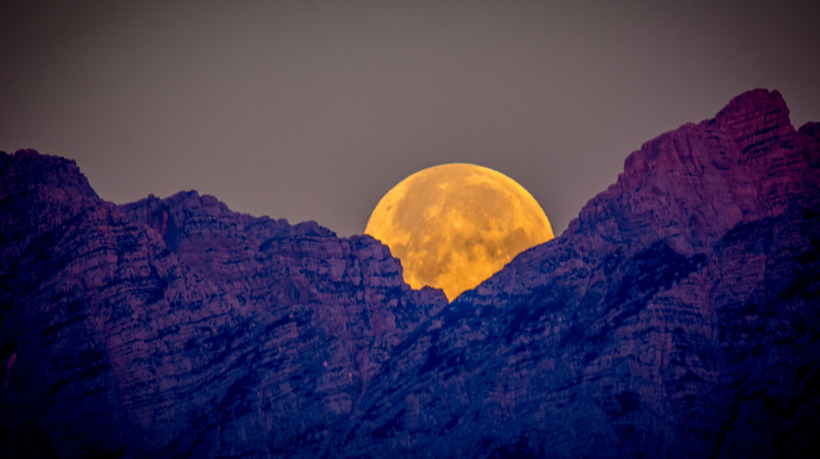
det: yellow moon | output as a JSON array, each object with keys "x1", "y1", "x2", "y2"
[{"x1": 365, "y1": 163, "x2": 554, "y2": 300}]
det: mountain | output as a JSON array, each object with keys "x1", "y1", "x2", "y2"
[
  {"x1": 341, "y1": 89, "x2": 820, "y2": 457},
  {"x1": 1, "y1": 89, "x2": 818, "y2": 457},
  {"x1": 0, "y1": 151, "x2": 447, "y2": 457}
]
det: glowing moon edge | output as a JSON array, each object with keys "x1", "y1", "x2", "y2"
[{"x1": 365, "y1": 163, "x2": 553, "y2": 301}]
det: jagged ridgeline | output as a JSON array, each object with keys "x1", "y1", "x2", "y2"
[{"x1": 1, "y1": 89, "x2": 819, "y2": 457}]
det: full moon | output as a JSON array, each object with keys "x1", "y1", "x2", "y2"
[{"x1": 365, "y1": 163, "x2": 554, "y2": 300}]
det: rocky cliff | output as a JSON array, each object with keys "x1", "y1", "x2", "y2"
[
  {"x1": 0, "y1": 151, "x2": 446, "y2": 457},
  {"x1": 1, "y1": 89, "x2": 818, "y2": 457}
]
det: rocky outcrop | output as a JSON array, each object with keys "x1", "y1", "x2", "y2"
[{"x1": 1, "y1": 89, "x2": 818, "y2": 457}]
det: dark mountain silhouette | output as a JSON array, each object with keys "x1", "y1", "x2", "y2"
[{"x1": 1, "y1": 89, "x2": 818, "y2": 457}]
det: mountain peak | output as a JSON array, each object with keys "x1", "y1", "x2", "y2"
[
  {"x1": 714, "y1": 88, "x2": 795, "y2": 156},
  {"x1": 560, "y1": 88, "x2": 818, "y2": 262},
  {"x1": 715, "y1": 88, "x2": 790, "y2": 127},
  {"x1": 1, "y1": 149, "x2": 96, "y2": 198}
]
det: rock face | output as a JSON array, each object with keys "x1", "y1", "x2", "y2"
[
  {"x1": 0, "y1": 151, "x2": 446, "y2": 457},
  {"x1": 1, "y1": 89, "x2": 819, "y2": 457}
]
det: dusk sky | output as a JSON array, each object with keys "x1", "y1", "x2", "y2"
[{"x1": 2, "y1": 0, "x2": 818, "y2": 237}]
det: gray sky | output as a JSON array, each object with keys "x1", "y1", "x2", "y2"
[{"x1": 2, "y1": 1, "x2": 818, "y2": 237}]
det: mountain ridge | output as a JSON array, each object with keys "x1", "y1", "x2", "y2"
[{"x1": 1, "y1": 89, "x2": 819, "y2": 457}]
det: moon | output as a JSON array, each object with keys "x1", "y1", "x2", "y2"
[{"x1": 365, "y1": 163, "x2": 554, "y2": 300}]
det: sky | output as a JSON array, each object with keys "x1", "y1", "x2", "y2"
[{"x1": 2, "y1": 1, "x2": 819, "y2": 237}]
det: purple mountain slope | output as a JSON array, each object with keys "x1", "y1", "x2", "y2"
[
  {"x1": 0, "y1": 153, "x2": 446, "y2": 456},
  {"x1": 341, "y1": 89, "x2": 820, "y2": 457},
  {"x1": 1, "y1": 89, "x2": 819, "y2": 457}
]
